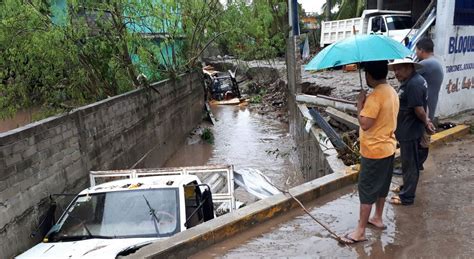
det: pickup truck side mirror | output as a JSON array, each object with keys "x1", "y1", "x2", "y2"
[
  {"x1": 184, "y1": 184, "x2": 214, "y2": 228},
  {"x1": 199, "y1": 186, "x2": 215, "y2": 222},
  {"x1": 30, "y1": 202, "x2": 57, "y2": 239}
]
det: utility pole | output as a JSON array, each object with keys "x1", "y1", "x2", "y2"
[
  {"x1": 377, "y1": 0, "x2": 383, "y2": 10},
  {"x1": 288, "y1": 0, "x2": 300, "y2": 36}
]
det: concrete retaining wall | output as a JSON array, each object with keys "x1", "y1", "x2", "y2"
[
  {"x1": 287, "y1": 36, "x2": 345, "y2": 181},
  {"x1": 0, "y1": 72, "x2": 204, "y2": 258},
  {"x1": 294, "y1": 104, "x2": 347, "y2": 180}
]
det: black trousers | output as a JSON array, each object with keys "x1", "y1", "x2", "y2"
[
  {"x1": 418, "y1": 146, "x2": 429, "y2": 170},
  {"x1": 399, "y1": 139, "x2": 420, "y2": 205}
]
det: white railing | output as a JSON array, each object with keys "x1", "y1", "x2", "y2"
[{"x1": 90, "y1": 165, "x2": 236, "y2": 211}]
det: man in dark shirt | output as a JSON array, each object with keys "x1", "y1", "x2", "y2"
[
  {"x1": 388, "y1": 58, "x2": 435, "y2": 205},
  {"x1": 416, "y1": 38, "x2": 444, "y2": 170}
]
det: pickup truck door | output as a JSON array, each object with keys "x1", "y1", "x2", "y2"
[{"x1": 368, "y1": 16, "x2": 388, "y2": 36}]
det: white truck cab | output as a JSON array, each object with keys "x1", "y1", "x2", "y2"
[
  {"x1": 17, "y1": 166, "x2": 235, "y2": 259},
  {"x1": 320, "y1": 10, "x2": 413, "y2": 47}
]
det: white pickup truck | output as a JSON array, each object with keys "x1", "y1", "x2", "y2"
[
  {"x1": 17, "y1": 165, "x2": 279, "y2": 258},
  {"x1": 320, "y1": 10, "x2": 413, "y2": 47}
]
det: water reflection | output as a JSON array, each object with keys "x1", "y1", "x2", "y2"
[{"x1": 164, "y1": 105, "x2": 302, "y2": 188}]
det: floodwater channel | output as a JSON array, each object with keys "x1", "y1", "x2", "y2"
[{"x1": 163, "y1": 104, "x2": 303, "y2": 199}]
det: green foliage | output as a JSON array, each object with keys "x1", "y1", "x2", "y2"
[
  {"x1": 0, "y1": 0, "x2": 194, "y2": 119},
  {"x1": 249, "y1": 86, "x2": 267, "y2": 103},
  {"x1": 212, "y1": 0, "x2": 288, "y2": 60},
  {"x1": 250, "y1": 94, "x2": 263, "y2": 104},
  {"x1": 0, "y1": 0, "x2": 289, "y2": 120},
  {"x1": 322, "y1": 0, "x2": 366, "y2": 20},
  {"x1": 200, "y1": 128, "x2": 214, "y2": 144},
  {"x1": 336, "y1": 0, "x2": 366, "y2": 20}
]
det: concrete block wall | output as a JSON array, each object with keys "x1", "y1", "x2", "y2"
[
  {"x1": 286, "y1": 35, "x2": 344, "y2": 181},
  {"x1": 0, "y1": 72, "x2": 204, "y2": 258},
  {"x1": 293, "y1": 104, "x2": 346, "y2": 180}
]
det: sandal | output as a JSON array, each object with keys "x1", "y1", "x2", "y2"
[
  {"x1": 391, "y1": 185, "x2": 402, "y2": 193},
  {"x1": 389, "y1": 196, "x2": 403, "y2": 205},
  {"x1": 368, "y1": 221, "x2": 387, "y2": 230},
  {"x1": 338, "y1": 234, "x2": 368, "y2": 245}
]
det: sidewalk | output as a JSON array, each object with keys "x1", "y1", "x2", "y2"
[{"x1": 193, "y1": 134, "x2": 474, "y2": 258}]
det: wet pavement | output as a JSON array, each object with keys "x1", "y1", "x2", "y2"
[
  {"x1": 193, "y1": 134, "x2": 474, "y2": 258},
  {"x1": 164, "y1": 105, "x2": 303, "y2": 197}
]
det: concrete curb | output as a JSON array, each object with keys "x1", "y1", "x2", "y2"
[
  {"x1": 127, "y1": 170, "x2": 358, "y2": 259},
  {"x1": 430, "y1": 125, "x2": 470, "y2": 147},
  {"x1": 391, "y1": 125, "x2": 469, "y2": 159}
]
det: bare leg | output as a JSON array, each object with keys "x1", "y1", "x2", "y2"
[
  {"x1": 369, "y1": 197, "x2": 386, "y2": 228},
  {"x1": 341, "y1": 203, "x2": 371, "y2": 243}
]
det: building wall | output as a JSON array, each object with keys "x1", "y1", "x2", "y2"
[
  {"x1": 0, "y1": 72, "x2": 204, "y2": 258},
  {"x1": 434, "y1": 0, "x2": 474, "y2": 118}
]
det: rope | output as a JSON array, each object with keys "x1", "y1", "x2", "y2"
[{"x1": 261, "y1": 176, "x2": 347, "y2": 245}]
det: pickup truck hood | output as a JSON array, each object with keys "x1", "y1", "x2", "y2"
[{"x1": 16, "y1": 238, "x2": 156, "y2": 259}]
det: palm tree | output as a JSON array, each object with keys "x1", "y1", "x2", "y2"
[
  {"x1": 336, "y1": 0, "x2": 366, "y2": 20},
  {"x1": 322, "y1": 0, "x2": 342, "y2": 21},
  {"x1": 322, "y1": 0, "x2": 366, "y2": 21}
]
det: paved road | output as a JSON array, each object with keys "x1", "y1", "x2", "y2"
[{"x1": 193, "y1": 134, "x2": 474, "y2": 258}]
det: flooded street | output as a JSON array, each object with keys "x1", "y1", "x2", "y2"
[
  {"x1": 164, "y1": 104, "x2": 303, "y2": 192},
  {"x1": 193, "y1": 135, "x2": 474, "y2": 258}
]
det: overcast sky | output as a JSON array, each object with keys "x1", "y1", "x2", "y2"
[
  {"x1": 299, "y1": 0, "x2": 326, "y2": 14},
  {"x1": 219, "y1": 0, "x2": 327, "y2": 14}
]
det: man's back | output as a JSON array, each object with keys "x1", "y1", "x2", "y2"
[{"x1": 418, "y1": 56, "x2": 444, "y2": 120}]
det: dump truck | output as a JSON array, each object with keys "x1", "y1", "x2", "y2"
[{"x1": 320, "y1": 10, "x2": 413, "y2": 47}]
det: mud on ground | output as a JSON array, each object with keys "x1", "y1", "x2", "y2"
[{"x1": 192, "y1": 134, "x2": 474, "y2": 258}]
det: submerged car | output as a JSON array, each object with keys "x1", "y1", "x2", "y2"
[{"x1": 202, "y1": 66, "x2": 242, "y2": 102}]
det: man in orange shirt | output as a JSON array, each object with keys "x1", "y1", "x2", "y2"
[{"x1": 340, "y1": 60, "x2": 400, "y2": 244}]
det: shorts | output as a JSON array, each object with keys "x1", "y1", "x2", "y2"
[{"x1": 358, "y1": 154, "x2": 394, "y2": 204}]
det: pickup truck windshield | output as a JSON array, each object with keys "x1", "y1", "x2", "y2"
[
  {"x1": 49, "y1": 188, "x2": 180, "y2": 241},
  {"x1": 386, "y1": 16, "x2": 413, "y2": 30}
]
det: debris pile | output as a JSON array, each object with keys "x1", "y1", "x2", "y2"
[{"x1": 247, "y1": 78, "x2": 288, "y2": 123}]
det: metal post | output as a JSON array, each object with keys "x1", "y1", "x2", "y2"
[
  {"x1": 377, "y1": 0, "x2": 383, "y2": 10},
  {"x1": 291, "y1": 0, "x2": 300, "y2": 36},
  {"x1": 288, "y1": 0, "x2": 293, "y2": 36}
]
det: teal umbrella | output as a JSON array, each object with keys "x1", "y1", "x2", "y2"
[{"x1": 305, "y1": 34, "x2": 412, "y2": 71}]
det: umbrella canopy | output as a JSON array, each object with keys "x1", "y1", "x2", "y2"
[{"x1": 305, "y1": 35, "x2": 413, "y2": 71}]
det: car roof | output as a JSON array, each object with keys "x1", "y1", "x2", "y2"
[{"x1": 79, "y1": 174, "x2": 200, "y2": 195}]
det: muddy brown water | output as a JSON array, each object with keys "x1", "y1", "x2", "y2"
[
  {"x1": 163, "y1": 104, "x2": 303, "y2": 196},
  {"x1": 193, "y1": 135, "x2": 474, "y2": 258}
]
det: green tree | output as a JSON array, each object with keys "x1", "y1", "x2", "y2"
[
  {"x1": 0, "y1": 0, "x2": 213, "y2": 119},
  {"x1": 0, "y1": 0, "x2": 288, "y2": 119},
  {"x1": 322, "y1": 0, "x2": 365, "y2": 20},
  {"x1": 213, "y1": 0, "x2": 288, "y2": 60},
  {"x1": 336, "y1": 0, "x2": 365, "y2": 20}
]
